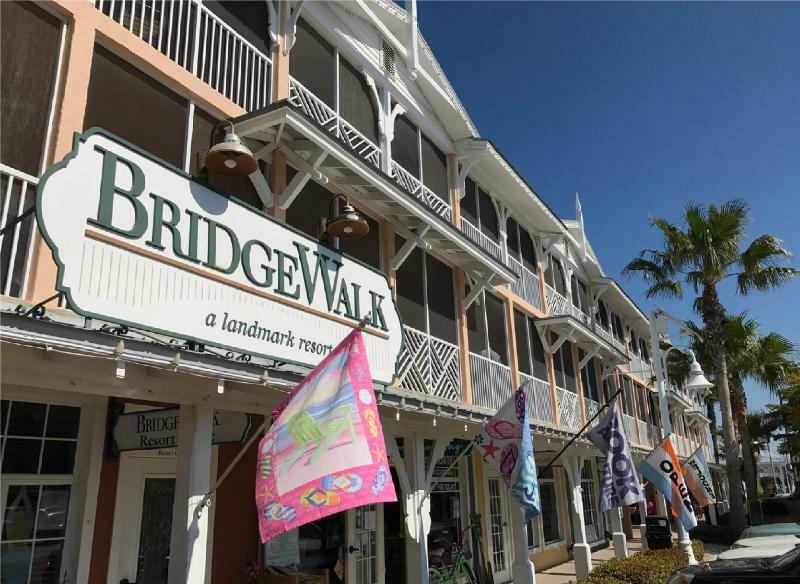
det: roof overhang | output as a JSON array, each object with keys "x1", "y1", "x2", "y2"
[
  {"x1": 232, "y1": 102, "x2": 516, "y2": 287},
  {"x1": 684, "y1": 408, "x2": 710, "y2": 428},
  {"x1": 533, "y1": 315, "x2": 629, "y2": 365}
]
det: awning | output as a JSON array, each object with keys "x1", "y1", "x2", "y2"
[
  {"x1": 532, "y1": 315, "x2": 629, "y2": 367},
  {"x1": 231, "y1": 102, "x2": 517, "y2": 289}
]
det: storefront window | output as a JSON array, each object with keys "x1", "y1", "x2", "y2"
[
  {"x1": 1, "y1": 400, "x2": 81, "y2": 584},
  {"x1": 540, "y1": 476, "x2": 561, "y2": 545}
]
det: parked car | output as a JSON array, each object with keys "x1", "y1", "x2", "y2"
[
  {"x1": 668, "y1": 545, "x2": 800, "y2": 583},
  {"x1": 740, "y1": 522, "x2": 800, "y2": 539},
  {"x1": 731, "y1": 535, "x2": 800, "y2": 549},
  {"x1": 717, "y1": 545, "x2": 797, "y2": 561}
]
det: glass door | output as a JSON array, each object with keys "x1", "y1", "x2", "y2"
[
  {"x1": 581, "y1": 461, "x2": 602, "y2": 544},
  {"x1": 107, "y1": 453, "x2": 176, "y2": 584},
  {"x1": 485, "y1": 476, "x2": 511, "y2": 583},
  {"x1": 347, "y1": 505, "x2": 384, "y2": 584}
]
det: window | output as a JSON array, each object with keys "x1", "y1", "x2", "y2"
[
  {"x1": 552, "y1": 335, "x2": 576, "y2": 392},
  {"x1": 85, "y1": 45, "x2": 188, "y2": 168},
  {"x1": 612, "y1": 314, "x2": 625, "y2": 343},
  {"x1": 630, "y1": 330, "x2": 639, "y2": 356},
  {"x1": 506, "y1": 219, "x2": 538, "y2": 271},
  {"x1": 460, "y1": 178, "x2": 499, "y2": 243},
  {"x1": 648, "y1": 392, "x2": 660, "y2": 426},
  {"x1": 527, "y1": 466, "x2": 562, "y2": 547},
  {"x1": 635, "y1": 383, "x2": 649, "y2": 422},
  {"x1": 420, "y1": 134, "x2": 448, "y2": 202},
  {"x1": 394, "y1": 238, "x2": 457, "y2": 344},
  {"x1": 580, "y1": 354, "x2": 601, "y2": 403},
  {"x1": 466, "y1": 291, "x2": 508, "y2": 365},
  {"x1": 544, "y1": 255, "x2": 567, "y2": 296},
  {"x1": 339, "y1": 57, "x2": 379, "y2": 144},
  {"x1": 621, "y1": 377, "x2": 635, "y2": 417},
  {"x1": 1, "y1": 400, "x2": 82, "y2": 584},
  {"x1": 1, "y1": 401, "x2": 80, "y2": 475},
  {"x1": 0, "y1": 1, "x2": 63, "y2": 176},
  {"x1": 514, "y1": 310, "x2": 549, "y2": 381},
  {"x1": 290, "y1": 18, "x2": 335, "y2": 106},
  {"x1": 639, "y1": 339, "x2": 650, "y2": 364},
  {"x1": 598, "y1": 301, "x2": 610, "y2": 330},
  {"x1": 392, "y1": 114, "x2": 420, "y2": 178}
]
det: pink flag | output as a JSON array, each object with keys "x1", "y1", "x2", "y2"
[{"x1": 255, "y1": 329, "x2": 396, "y2": 542}]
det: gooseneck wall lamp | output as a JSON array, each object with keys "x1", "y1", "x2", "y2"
[
  {"x1": 205, "y1": 120, "x2": 259, "y2": 177},
  {"x1": 323, "y1": 194, "x2": 370, "y2": 240}
]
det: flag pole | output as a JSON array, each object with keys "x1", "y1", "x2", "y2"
[{"x1": 538, "y1": 386, "x2": 623, "y2": 477}]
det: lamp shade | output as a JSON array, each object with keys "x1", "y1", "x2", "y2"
[
  {"x1": 325, "y1": 201, "x2": 370, "y2": 239},
  {"x1": 205, "y1": 131, "x2": 258, "y2": 177},
  {"x1": 685, "y1": 358, "x2": 714, "y2": 393}
]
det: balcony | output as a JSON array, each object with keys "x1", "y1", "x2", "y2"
[
  {"x1": 288, "y1": 78, "x2": 381, "y2": 171},
  {"x1": 469, "y1": 352, "x2": 513, "y2": 411},
  {"x1": 1, "y1": 165, "x2": 38, "y2": 299},
  {"x1": 94, "y1": 0, "x2": 273, "y2": 112},
  {"x1": 545, "y1": 283, "x2": 571, "y2": 316},
  {"x1": 584, "y1": 397, "x2": 601, "y2": 422},
  {"x1": 628, "y1": 353, "x2": 651, "y2": 379},
  {"x1": 460, "y1": 217, "x2": 503, "y2": 263},
  {"x1": 570, "y1": 304, "x2": 592, "y2": 328},
  {"x1": 506, "y1": 256, "x2": 543, "y2": 310},
  {"x1": 390, "y1": 161, "x2": 451, "y2": 222},
  {"x1": 520, "y1": 372, "x2": 555, "y2": 425},
  {"x1": 556, "y1": 387, "x2": 582, "y2": 431},
  {"x1": 622, "y1": 413, "x2": 640, "y2": 445},
  {"x1": 396, "y1": 326, "x2": 461, "y2": 402}
]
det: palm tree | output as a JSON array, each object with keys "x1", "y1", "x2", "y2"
[
  {"x1": 624, "y1": 199, "x2": 798, "y2": 532},
  {"x1": 747, "y1": 410, "x2": 778, "y2": 496},
  {"x1": 688, "y1": 315, "x2": 794, "y2": 504}
]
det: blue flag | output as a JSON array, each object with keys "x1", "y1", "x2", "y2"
[{"x1": 474, "y1": 386, "x2": 540, "y2": 521}]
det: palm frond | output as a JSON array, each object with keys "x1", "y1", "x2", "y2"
[{"x1": 737, "y1": 235, "x2": 798, "y2": 294}]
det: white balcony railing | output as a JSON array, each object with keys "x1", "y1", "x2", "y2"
[
  {"x1": 622, "y1": 413, "x2": 639, "y2": 444},
  {"x1": 288, "y1": 77, "x2": 382, "y2": 170},
  {"x1": 389, "y1": 161, "x2": 452, "y2": 222},
  {"x1": 506, "y1": 257, "x2": 543, "y2": 310},
  {"x1": 637, "y1": 419, "x2": 649, "y2": 446},
  {"x1": 629, "y1": 353, "x2": 651, "y2": 378},
  {"x1": 544, "y1": 284, "x2": 570, "y2": 316},
  {"x1": 397, "y1": 326, "x2": 461, "y2": 402},
  {"x1": 1, "y1": 165, "x2": 39, "y2": 299},
  {"x1": 571, "y1": 304, "x2": 593, "y2": 327},
  {"x1": 584, "y1": 397, "x2": 601, "y2": 422},
  {"x1": 94, "y1": 0, "x2": 272, "y2": 111},
  {"x1": 520, "y1": 372, "x2": 555, "y2": 424},
  {"x1": 469, "y1": 352, "x2": 513, "y2": 411},
  {"x1": 556, "y1": 387, "x2": 582, "y2": 430},
  {"x1": 460, "y1": 217, "x2": 503, "y2": 263}
]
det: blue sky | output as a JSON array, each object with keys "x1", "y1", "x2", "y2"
[{"x1": 417, "y1": 1, "x2": 800, "y2": 411}]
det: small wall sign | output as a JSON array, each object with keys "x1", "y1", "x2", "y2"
[
  {"x1": 36, "y1": 129, "x2": 403, "y2": 383},
  {"x1": 113, "y1": 407, "x2": 251, "y2": 451}
]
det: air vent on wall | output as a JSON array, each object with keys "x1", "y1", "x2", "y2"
[{"x1": 381, "y1": 39, "x2": 396, "y2": 77}]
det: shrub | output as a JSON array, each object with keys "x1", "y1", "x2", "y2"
[
  {"x1": 589, "y1": 548, "x2": 693, "y2": 584},
  {"x1": 564, "y1": 577, "x2": 626, "y2": 584},
  {"x1": 691, "y1": 539, "x2": 705, "y2": 561}
]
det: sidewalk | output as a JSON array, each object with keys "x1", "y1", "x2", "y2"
[{"x1": 533, "y1": 529, "x2": 644, "y2": 584}]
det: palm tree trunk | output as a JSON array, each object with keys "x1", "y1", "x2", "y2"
[
  {"x1": 731, "y1": 376, "x2": 759, "y2": 504},
  {"x1": 705, "y1": 394, "x2": 720, "y2": 463},
  {"x1": 701, "y1": 284, "x2": 747, "y2": 532}
]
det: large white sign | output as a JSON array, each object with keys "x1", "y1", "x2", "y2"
[{"x1": 37, "y1": 129, "x2": 402, "y2": 382}]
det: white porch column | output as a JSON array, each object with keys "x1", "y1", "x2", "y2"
[
  {"x1": 564, "y1": 454, "x2": 591, "y2": 580},
  {"x1": 168, "y1": 403, "x2": 214, "y2": 584},
  {"x1": 404, "y1": 433, "x2": 431, "y2": 584},
  {"x1": 510, "y1": 504, "x2": 537, "y2": 584},
  {"x1": 609, "y1": 507, "x2": 628, "y2": 557},
  {"x1": 637, "y1": 499, "x2": 648, "y2": 551}
]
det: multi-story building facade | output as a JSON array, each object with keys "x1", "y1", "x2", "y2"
[{"x1": 0, "y1": 2, "x2": 720, "y2": 583}]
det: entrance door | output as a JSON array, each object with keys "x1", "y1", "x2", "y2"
[
  {"x1": 107, "y1": 453, "x2": 176, "y2": 584},
  {"x1": 581, "y1": 461, "x2": 602, "y2": 544},
  {"x1": 485, "y1": 476, "x2": 511, "y2": 583},
  {"x1": 346, "y1": 504, "x2": 384, "y2": 584}
]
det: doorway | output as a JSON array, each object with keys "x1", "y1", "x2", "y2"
[
  {"x1": 107, "y1": 452, "x2": 176, "y2": 584},
  {"x1": 485, "y1": 475, "x2": 511, "y2": 583}
]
